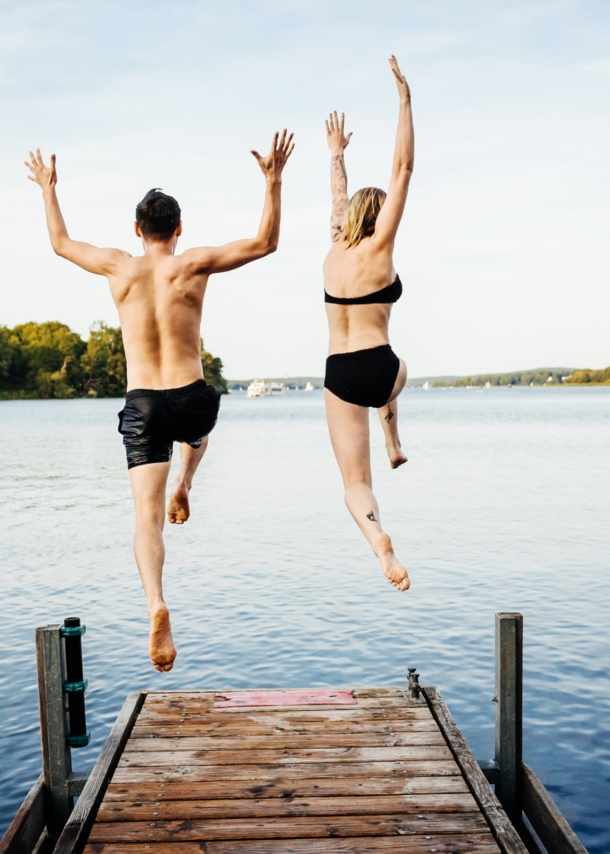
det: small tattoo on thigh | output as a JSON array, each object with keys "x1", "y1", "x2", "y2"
[
  {"x1": 366, "y1": 511, "x2": 377, "y2": 522},
  {"x1": 384, "y1": 408, "x2": 394, "y2": 423}
]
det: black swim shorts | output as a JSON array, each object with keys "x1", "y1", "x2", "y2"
[{"x1": 118, "y1": 379, "x2": 221, "y2": 469}]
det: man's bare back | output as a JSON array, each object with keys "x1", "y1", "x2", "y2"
[{"x1": 26, "y1": 132, "x2": 294, "y2": 671}]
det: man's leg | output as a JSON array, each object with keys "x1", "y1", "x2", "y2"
[
  {"x1": 129, "y1": 461, "x2": 177, "y2": 671},
  {"x1": 325, "y1": 389, "x2": 409, "y2": 591},
  {"x1": 167, "y1": 438, "x2": 209, "y2": 524}
]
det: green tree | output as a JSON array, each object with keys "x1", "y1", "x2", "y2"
[
  {"x1": 81, "y1": 322, "x2": 127, "y2": 397},
  {"x1": 201, "y1": 339, "x2": 228, "y2": 394},
  {"x1": 4, "y1": 321, "x2": 85, "y2": 398}
]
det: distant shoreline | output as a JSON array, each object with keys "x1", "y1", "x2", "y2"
[{"x1": 227, "y1": 366, "x2": 610, "y2": 390}]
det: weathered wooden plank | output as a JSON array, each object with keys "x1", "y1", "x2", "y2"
[
  {"x1": 53, "y1": 692, "x2": 146, "y2": 854},
  {"x1": 103, "y1": 775, "x2": 470, "y2": 801},
  {"x1": 134, "y1": 709, "x2": 434, "y2": 726},
  {"x1": 523, "y1": 764, "x2": 588, "y2": 854},
  {"x1": 422, "y1": 686, "x2": 528, "y2": 854},
  {"x1": 131, "y1": 718, "x2": 440, "y2": 736},
  {"x1": 137, "y1": 698, "x2": 411, "y2": 714},
  {"x1": 84, "y1": 833, "x2": 501, "y2": 853},
  {"x1": 112, "y1": 759, "x2": 461, "y2": 783},
  {"x1": 0, "y1": 775, "x2": 46, "y2": 854},
  {"x1": 142, "y1": 687, "x2": 405, "y2": 703},
  {"x1": 97, "y1": 792, "x2": 479, "y2": 821},
  {"x1": 88, "y1": 812, "x2": 491, "y2": 842},
  {"x1": 118, "y1": 745, "x2": 452, "y2": 766},
  {"x1": 130, "y1": 720, "x2": 440, "y2": 739},
  {"x1": 123, "y1": 732, "x2": 447, "y2": 750},
  {"x1": 212, "y1": 690, "x2": 356, "y2": 707}
]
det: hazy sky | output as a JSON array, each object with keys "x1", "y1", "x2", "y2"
[{"x1": 1, "y1": 0, "x2": 608, "y2": 378}]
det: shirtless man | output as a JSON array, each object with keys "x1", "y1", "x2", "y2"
[{"x1": 26, "y1": 131, "x2": 294, "y2": 671}]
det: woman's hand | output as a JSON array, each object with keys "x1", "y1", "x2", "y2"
[
  {"x1": 251, "y1": 130, "x2": 294, "y2": 181},
  {"x1": 389, "y1": 55, "x2": 410, "y2": 104},
  {"x1": 326, "y1": 112, "x2": 353, "y2": 157}
]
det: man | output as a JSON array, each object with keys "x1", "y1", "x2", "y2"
[{"x1": 26, "y1": 131, "x2": 294, "y2": 671}]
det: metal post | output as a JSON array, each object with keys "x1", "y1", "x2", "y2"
[
  {"x1": 35, "y1": 625, "x2": 73, "y2": 842},
  {"x1": 494, "y1": 611, "x2": 523, "y2": 828}
]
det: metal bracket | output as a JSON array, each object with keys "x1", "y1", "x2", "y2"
[
  {"x1": 408, "y1": 668, "x2": 421, "y2": 699},
  {"x1": 63, "y1": 679, "x2": 88, "y2": 693},
  {"x1": 67, "y1": 732, "x2": 91, "y2": 748},
  {"x1": 60, "y1": 625, "x2": 86, "y2": 638}
]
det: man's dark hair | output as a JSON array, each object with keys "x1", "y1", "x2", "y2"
[{"x1": 135, "y1": 189, "x2": 181, "y2": 241}]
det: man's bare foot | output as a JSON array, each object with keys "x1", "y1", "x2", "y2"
[
  {"x1": 149, "y1": 603, "x2": 177, "y2": 672},
  {"x1": 167, "y1": 482, "x2": 190, "y2": 524},
  {"x1": 375, "y1": 533, "x2": 410, "y2": 590}
]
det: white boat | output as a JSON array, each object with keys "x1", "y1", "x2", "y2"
[
  {"x1": 485, "y1": 381, "x2": 491, "y2": 389},
  {"x1": 423, "y1": 381, "x2": 430, "y2": 390},
  {"x1": 247, "y1": 380, "x2": 288, "y2": 398},
  {"x1": 304, "y1": 382, "x2": 314, "y2": 392}
]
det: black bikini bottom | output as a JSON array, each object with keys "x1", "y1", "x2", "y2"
[
  {"x1": 324, "y1": 344, "x2": 401, "y2": 408},
  {"x1": 118, "y1": 379, "x2": 221, "y2": 469}
]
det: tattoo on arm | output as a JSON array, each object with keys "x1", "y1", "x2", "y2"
[
  {"x1": 366, "y1": 511, "x2": 377, "y2": 522},
  {"x1": 384, "y1": 406, "x2": 394, "y2": 423},
  {"x1": 330, "y1": 154, "x2": 349, "y2": 242}
]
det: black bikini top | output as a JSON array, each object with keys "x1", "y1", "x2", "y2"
[{"x1": 324, "y1": 275, "x2": 402, "y2": 305}]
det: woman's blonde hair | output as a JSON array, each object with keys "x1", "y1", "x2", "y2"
[{"x1": 342, "y1": 187, "x2": 387, "y2": 248}]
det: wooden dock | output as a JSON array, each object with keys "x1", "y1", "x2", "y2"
[
  {"x1": 2, "y1": 615, "x2": 590, "y2": 854},
  {"x1": 65, "y1": 686, "x2": 526, "y2": 854}
]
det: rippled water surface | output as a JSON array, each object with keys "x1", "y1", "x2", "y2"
[{"x1": 1, "y1": 388, "x2": 609, "y2": 850}]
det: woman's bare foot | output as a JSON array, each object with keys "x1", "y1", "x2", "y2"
[
  {"x1": 167, "y1": 482, "x2": 190, "y2": 524},
  {"x1": 375, "y1": 533, "x2": 410, "y2": 590},
  {"x1": 388, "y1": 447, "x2": 408, "y2": 469},
  {"x1": 148, "y1": 603, "x2": 177, "y2": 672}
]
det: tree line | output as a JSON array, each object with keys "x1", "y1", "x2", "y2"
[
  {"x1": 433, "y1": 367, "x2": 610, "y2": 387},
  {"x1": 0, "y1": 321, "x2": 228, "y2": 399}
]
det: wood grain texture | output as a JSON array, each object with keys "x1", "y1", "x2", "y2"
[
  {"x1": 130, "y1": 718, "x2": 439, "y2": 736},
  {"x1": 88, "y1": 813, "x2": 491, "y2": 842},
  {"x1": 81, "y1": 688, "x2": 504, "y2": 854},
  {"x1": 124, "y1": 732, "x2": 446, "y2": 750},
  {"x1": 422, "y1": 686, "x2": 529, "y2": 854},
  {"x1": 523, "y1": 764, "x2": 588, "y2": 854},
  {"x1": 118, "y1": 745, "x2": 453, "y2": 766},
  {"x1": 53, "y1": 692, "x2": 146, "y2": 854},
  {"x1": 84, "y1": 834, "x2": 501, "y2": 853},
  {"x1": 112, "y1": 759, "x2": 462, "y2": 783},
  {"x1": 96, "y1": 793, "x2": 479, "y2": 821},
  {"x1": 103, "y1": 774, "x2": 470, "y2": 801},
  {"x1": 0, "y1": 775, "x2": 46, "y2": 854}
]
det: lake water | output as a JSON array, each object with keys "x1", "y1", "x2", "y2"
[{"x1": 0, "y1": 387, "x2": 609, "y2": 851}]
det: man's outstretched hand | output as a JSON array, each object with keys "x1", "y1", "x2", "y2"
[
  {"x1": 251, "y1": 130, "x2": 294, "y2": 181},
  {"x1": 25, "y1": 149, "x2": 57, "y2": 191}
]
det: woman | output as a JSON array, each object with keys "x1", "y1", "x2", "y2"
[{"x1": 324, "y1": 56, "x2": 413, "y2": 591}]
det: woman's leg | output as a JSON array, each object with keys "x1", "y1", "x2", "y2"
[
  {"x1": 167, "y1": 437, "x2": 209, "y2": 524},
  {"x1": 377, "y1": 359, "x2": 408, "y2": 469},
  {"x1": 325, "y1": 388, "x2": 410, "y2": 590}
]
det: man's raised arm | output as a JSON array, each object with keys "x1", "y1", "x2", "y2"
[
  {"x1": 186, "y1": 130, "x2": 294, "y2": 275},
  {"x1": 26, "y1": 149, "x2": 127, "y2": 276}
]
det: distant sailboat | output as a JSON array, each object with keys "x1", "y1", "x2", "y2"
[
  {"x1": 423, "y1": 381, "x2": 430, "y2": 390},
  {"x1": 304, "y1": 382, "x2": 314, "y2": 392}
]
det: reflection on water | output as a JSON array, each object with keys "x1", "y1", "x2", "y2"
[{"x1": 0, "y1": 388, "x2": 609, "y2": 851}]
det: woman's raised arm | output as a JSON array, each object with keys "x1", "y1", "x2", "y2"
[
  {"x1": 372, "y1": 56, "x2": 414, "y2": 248},
  {"x1": 326, "y1": 112, "x2": 353, "y2": 242}
]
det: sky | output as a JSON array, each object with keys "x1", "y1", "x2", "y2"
[{"x1": 0, "y1": 0, "x2": 608, "y2": 379}]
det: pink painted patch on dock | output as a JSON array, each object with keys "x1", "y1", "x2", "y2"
[{"x1": 212, "y1": 689, "x2": 356, "y2": 708}]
